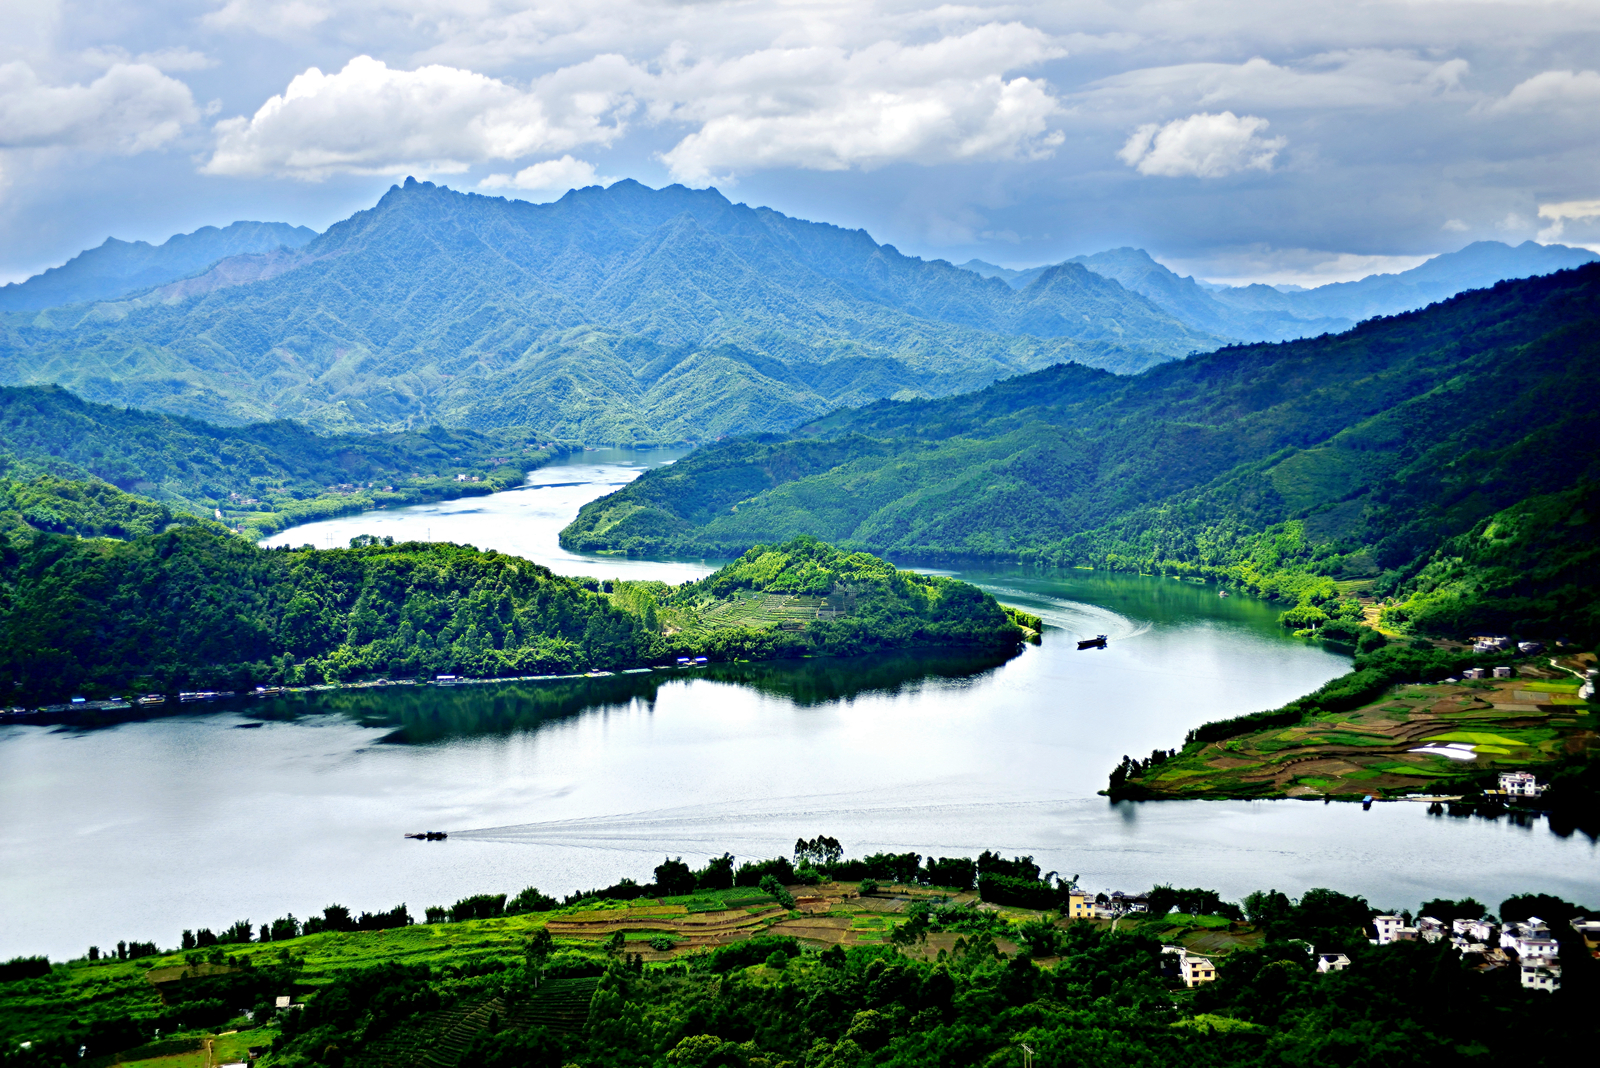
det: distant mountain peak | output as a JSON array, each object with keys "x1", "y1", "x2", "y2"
[{"x1": 0, "y1": 220, "x2": 319, "y2": 314}]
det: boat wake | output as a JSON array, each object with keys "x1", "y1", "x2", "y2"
[
  {"x1": 446, "y1": 790, "x2": 1090, "y2": 857},
  {"x1": 976, "y1": 585, "x2": 1150, "y2": 643}
]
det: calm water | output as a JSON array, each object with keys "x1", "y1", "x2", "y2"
[{"x1": 2, "y1": 450, "x2": 1594, "y2": 959}]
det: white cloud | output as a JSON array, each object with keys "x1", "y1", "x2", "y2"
[
  {"x1": 202, "y1": 0, "x2": 332, "y2": 38},
  {"x1": 1442, "y1": 218, "x2": 1469, "y2": 232},
  {"x1": 204, "y1": 23, "x2": 1066, "y2": 184},
  {"x1": 478, "y1": 154, "x2": 611, "y2": 195},
  {"x1": 649, "y1": 23, "x2": 1068, "y2": 182},
  {"x1": 137, "y1": 48, "x2": 218, "y2": 72},
  {"x1": 1487, "y1": 69, "x2": 1600, "y2": 113},
  {"x1": 0, "y1": 61, "x2": 198, "y2": 152},
  {"x1": 1117, "y1": 111, "x2": 1284, "y2": 178},
  {"x1": 1083, "y1": 51, "x2": 1473, "y2": 118},
  {"x1": 1535, "y1": 198, "x2": 1600, "y2": 242},
  {"x1": 203, "y1": 55, "x2": 631, "y2": 179},
  {"x1": 1165, "y1": 246, "x2": 1433, "y2": 288}
]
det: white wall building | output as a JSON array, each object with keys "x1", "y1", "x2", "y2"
[
  {"x1": 1499, "y1": 771, "x2": 1544, "y2": 797},
  {"x1": 1373, "y1": 915, "x2": 1407, "y2": 944},
  {"x1": 1317, "y1": 953, "x2": 1351, "y2": 973},
  {"x1": 1520, "y1": 963, "x2": 1561, "y2": 992}
]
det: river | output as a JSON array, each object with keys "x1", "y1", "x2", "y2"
[{"x1": 1, "y1": 449, "x2": 1593, "y2": 959}]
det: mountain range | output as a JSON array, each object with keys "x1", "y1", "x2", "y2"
[
  {"x1": 0, "y1": 221, "x2": 317, "y2": 314},
  {"x1": 0, "y1": 180, "x2": 1220, "y2": 443},
  {"x1": 962, "y1": 240, "x2": 1598, "y2": 343},
  {"x1": 562, "y1": 263, "x2": 1600, "y2": 638}
]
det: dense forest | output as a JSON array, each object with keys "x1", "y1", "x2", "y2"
[
  {"x1": 0, "y1": 484, "x2": 1025, "y2": 703},
  {"x1": 562, "y1": 264, "x2": 1600, "y2": 645},
  {"x1": 2, "y1": 845, "x2": 1593, "y2": 1068},
  {"x1": 0, "y1": 385, "x2": 555, "y2": 537}
]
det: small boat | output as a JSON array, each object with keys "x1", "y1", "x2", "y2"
[
  {"x1": 1077, "y1": 635, "x2": 1108, "y2": 649},
  {"x1": 405, "y1": 831, "x2": 449, "y2": 841},
  {"x1": 137, "y1": 694, "x2": 167, "y2": 706},
  {"x1": 1218, "y1": 590, "x2": 1230, "y2": 598}
]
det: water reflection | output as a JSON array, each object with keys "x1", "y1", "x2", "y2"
[{"x1": 263, "y1": 647, "x2": 1016, "y2": 743}]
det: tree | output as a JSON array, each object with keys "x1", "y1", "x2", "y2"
[
  {"x1": 655, "y1": 857, "x2": 696, "y2": 896},
  {"x1": 760, "y1": 874, "x2": 796, "y2": 908},
  {"x1": 696, "y1": 853, "x2": 735, "y2": 891}
]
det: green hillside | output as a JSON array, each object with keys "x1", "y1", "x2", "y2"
[
  {"x1": 3, "y1": 850, "x2": 1593, "y2": 1068},
  {"x1": 0, "y1": 180, "x2": 1218, "y2": 442},
  {"x1": 0, "y1": 384, "x2": 556, "y2": 537},
  {"x1": 0, "y1": 483, "x2": 1025, "y2": 703},
  {"x1": 561, "y1": 265, "x2": 1600, "y2": 642}
]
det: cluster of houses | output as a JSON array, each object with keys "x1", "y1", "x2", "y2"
[
  {"x1": 1089, "y1": 876, "x2": 1596, "y2": 994},
  {"x1": 1372, "y1": 912, "x2": 1598, "y2": 991},
  {"x1": 1456, "y1": 666, "x2": 1516, "y2": 679},
  {"x1": 1470, "y1": 636, "x2": 1544, "y2": 655},
  {"x1": 1066, "y1": 889, "x2": 1149, "y2": 921}
]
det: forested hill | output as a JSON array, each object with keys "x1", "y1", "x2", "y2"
[
  {"x1": 0, "y1": 384, "x2": 554, "y2": 536},
  {"x1": 562, "y1": 263, "x2": 1600, "y2": 641},
  {"x1": 0, "y1": 180, "x2": 1217, "y2": 443},
  {"x1": 0, "y1": 479, "x2": 1026, "y2": 702}
]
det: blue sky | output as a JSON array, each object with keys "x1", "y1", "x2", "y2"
[{"x1": 3, "y1": 0, "x2": 1598, "y2": 286}]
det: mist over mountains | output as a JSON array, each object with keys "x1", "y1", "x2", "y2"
[
  {"x1": 0, "y1": 180, "x2": 1216, "y2": 442},
  {"x1": 0, "y1": 222, "x2": 318, "y2": 314},
  {"x1": 963, "y1": 240, "x2": 1599, "y2": 343}
]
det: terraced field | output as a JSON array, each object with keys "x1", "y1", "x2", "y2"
[
  {"x1": 1136, "y1": 657, "x2": 1596, "y2": 799},
  {"x1": 666, "y1": 590, "x2": 847, "y2": 639}
]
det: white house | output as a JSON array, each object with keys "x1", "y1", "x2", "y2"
[
  {"x1": 1493, "y1": 666, "x2": 1514, "y2": 679},
  {"x1": 1501, "y1": 919, "x2": 1559, "y2": 963},
  {"x1": 1373, "y1": 915, "x2": 1407, "y2": 944},
  {"x1": 1317, "y1": 953, "x2": 1351, "y2": 973},
  {"x1": 1520, "y1": 962, "x2": 1561, "y2": 992},
  {"x1": 1452, "y1": 917, "x2": 1495, "y2": 943},
  {"x1": 1417, "y1": 917, "x2": 1447, "y2": 943},
  {"x1": 1499, "y1": 771, "x2": 1544, "y2": 798}
]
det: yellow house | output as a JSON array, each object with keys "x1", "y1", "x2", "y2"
[
  {"x1": 1067, "y1": 891, "x2": 1092, "y2": 920},
  {"x1": 1179, "y1": 953, "x2": 1217, "y2": 987}
]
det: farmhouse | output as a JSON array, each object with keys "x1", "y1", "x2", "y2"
[
  {"x1": 1161, "y1": 945, "x2": 1218, "y2": 988},
  {"x1": 1498, "y1": 771, "x2": 1544, "y2": 797}
]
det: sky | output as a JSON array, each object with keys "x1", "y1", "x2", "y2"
[{"x1": 1, "y1": 0, "x2": 1597, "y2": 286}]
